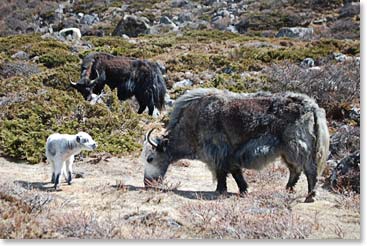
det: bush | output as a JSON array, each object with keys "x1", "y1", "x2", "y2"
[{"x1": 263, "y1": 60, "x2": 360, "y2": 119}]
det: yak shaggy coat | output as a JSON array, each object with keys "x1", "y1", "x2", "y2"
[
  {"x1": 73, "y1": 52, "x2": 166, "y2": 115},
  {"x1": 142, "y1": 88, "x2": 330, "y2": 202}
]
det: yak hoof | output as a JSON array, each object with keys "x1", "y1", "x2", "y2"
[
  {"x1": 286, "y1": 186, "x2": 296, "y2": 193},
  {"x1": 239, "y1": 190, "x2": 248, "y2": 197},
  {"x1": 304, "y1": 191, "x2": 316, "y2": 203}
]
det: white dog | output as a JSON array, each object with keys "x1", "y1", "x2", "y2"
[{"x1": 45, "y1": 132, "x2": 97, "y2": 190}]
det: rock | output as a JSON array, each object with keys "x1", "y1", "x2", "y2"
[
  {"x1": 80, "y1": 14, "x2": 99, "y2": 25},
  {"x1": 112, "y1": 15, "x2": 150, "y2": 37},
  {"x1": 329, "y1": 151, "x2": 360, "y2": 193},
  {"x1": 173, "y1": 79, "x2": 193, "y2": 88},
  {"x1": 11, "y1": 51, "x2": 30, "y2": 61},
  {"x1": 313, "y1": 18, "x2": 327, "y2": 25},
  {"x1": 333, "y1": 53, "x2": 347, "y2": 62},
  {"x1": 0, "y1": 61, "x2": 40, "y2": 79},
  {"x1": 177, "y1": 12, "x2": 193, "y2": 23},
  {"x1": 339, "y1": 2, "x2": 360, "y2": 18},
  {"x1": 235, "y1": 18, "x2": 249, "y2": 34},
  {"x1": 59, "y1": 27, "x2": 82, "y2": 41},
  {"x1": 164, "y1": 94, "x2": 175, "y2": 107},
  {"x1": 160, "y1": 16, "x2": 175, "y2": 25},
  {"x1": 301, "y1": 58, "x2": 315, "y2": 68},
  {"x1": 276, "y1": 27, "x2": 313, "y2": 40},
  {"x1": 171, "y1": 0, "x2": 189, "y2": 8}
]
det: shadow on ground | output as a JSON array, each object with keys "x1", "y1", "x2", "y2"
[{"x1": 113, "y1": 184, "x2": 239, "y2": 201}]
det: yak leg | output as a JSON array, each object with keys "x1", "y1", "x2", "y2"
[
  {"x1": 65, "y1": 155, "x2": 74, "y2": 185},
  {"x1": 137, "y1": 104, "x2": 147, "y2": 114},
  {"x1": 230, "y1": 169, "x2": 248, "y2": 195},
  {"x1": 49, "y1": 159, "x2": 56, "y2": 184},
  {"x1": 304, "y1": 161, "x2": 317, "y2": 203},
  {"x1": 53, "y1": 159, "x2": 63, "y2": 190},
  {"x1": 147, "y1": 94, "x2": 155, "y2": 116},
  {"x1": 215, "y1": 169, "x2": 228, "y2": 194},
  {"x1": 283, "y1": 157, "x2": 302, "y2": 193}
]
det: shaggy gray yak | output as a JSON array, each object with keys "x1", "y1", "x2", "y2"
[{"x1": 141, "y1": 88, "x2": 329, "y2": 202}]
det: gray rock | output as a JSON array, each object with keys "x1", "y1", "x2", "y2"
[
  {"x1": 301, "y1": 58, "x2": 315, "y2": 68},
  {"x1": 177, "y1": 12, "x2": 193, "y2": 23},
  {"x1": 160, "y1": 16, "x2": 175, "y2": 25},
  {"x1": 112, "y1": 15, "x2": 150, "y2": 37},
  {"x1": 173, "y1": 79, "x2": 193, "y2": 88},
  {"x1": 80, "y1": 14, "x2": 99, "y2": 25},
  {"x1": 276, "y1": 27, "x2": 313, "y2": 40},
  {"x1": 313, "y1": 18, "x2": 327, "y2": 25},
  {"x1": 333, "y1": 53, "x2": 347, "y2": 62},
  {"x1": 172, "y1": 0, "x2": 189, "y2": 8},
  {"x1": 11, "y1": 51, "x2": 30, "y2": 61},
  {"x1": 235, "y1": 18, "x2": 249, "y2": 34}
]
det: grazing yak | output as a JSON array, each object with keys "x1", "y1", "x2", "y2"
[
  {"x1": 71, "y1": 52, "x2": 166, "y2": 115},
  {"x1": 141, "y1": 88, "x2": 330, "y2": 202},
  {"x1": 46, "y1": 132, "x2": 97, "y2": 190}
]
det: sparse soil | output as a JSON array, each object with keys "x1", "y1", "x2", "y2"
[{"x1": 0, "y1": 155, "x2": 360, "y2": 239}]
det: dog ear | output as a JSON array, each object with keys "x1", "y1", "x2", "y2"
[{"x1": 76, "y1": 135, "x2": 81, "y2": 143}]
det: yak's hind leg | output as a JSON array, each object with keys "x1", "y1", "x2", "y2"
[
  {"x1": 48, "y1": 159, "x2": 56, "y2": 184},
  {"x1": 282, "y1": 156, "x2": 302, "y2": 193},
  {"x1": 304, "y1": 163, "x2": 317, "y2": 203},
  {"x1": 282, "y1": 134, "x2": 317, "y2": 202}
]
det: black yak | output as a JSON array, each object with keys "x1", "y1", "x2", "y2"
[
  {"x1": 141, "y1": 88, "x2": 330, "y2": 202},
  {"x1": 71, "y1": 52, "x2": 166, "y2": 115}
]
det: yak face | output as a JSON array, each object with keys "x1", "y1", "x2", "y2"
[
  {"x1": 71, "y1": 69, "x2": 101, "y2": 101},
  {"x1": 76, "y1": 132, "x2": 98, "y2": 151},
  {"x1": 142, "y1": 129, "x2": 170, "y2": 187},
  {"x1": 71, "y1": 77, "x2": 96, "y2": 101}
]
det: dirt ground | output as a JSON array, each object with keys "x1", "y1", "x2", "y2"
[{"x1": 0, "y1": 155, "x2": 360, "y2": 239}]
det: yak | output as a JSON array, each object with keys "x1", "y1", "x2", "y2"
[
  {"x1": 71, "y1": 52, "x2": 166, "y2": 115},
  {"x1": 141, "y1": 88, "x2": 330, "y2": 202}
]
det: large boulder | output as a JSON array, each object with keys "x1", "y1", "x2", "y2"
[
  {"x1": 112, "y1": 15, "x2": 150, "y2": 37},
  {"x1": 276, "y1": 27, "x2": 313, "y2": 40},
  {"x1": 235, "y1": 18, "x2": 249, "y2": 34}
]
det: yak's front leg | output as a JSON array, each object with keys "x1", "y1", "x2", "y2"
[
  {"x1": 230, "y1": 168, "x2": 248, "y2": 195},
  {"x1": 215, "y1": 169, "x2": 228, "y2": 194}
]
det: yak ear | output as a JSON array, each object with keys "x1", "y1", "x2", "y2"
[{"x1": 157, "y1": 138, "x2": 169, "y2": 152}]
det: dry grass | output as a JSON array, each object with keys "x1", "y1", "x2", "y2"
[{"x1": 0, "y1": 156, "x2": 360, "y2": 239}]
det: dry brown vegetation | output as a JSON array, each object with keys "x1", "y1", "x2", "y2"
[{"x1": 0, "y1": 156, "x2": 360, "y2": 239}]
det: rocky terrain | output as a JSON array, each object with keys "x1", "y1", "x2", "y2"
[{"x1": 0, "y1": 0, "x2": 360, "y2": 239}]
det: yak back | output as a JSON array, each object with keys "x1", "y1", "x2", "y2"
[{"x1": 167, "y1": 88, "x2": 312, "y2": 151}]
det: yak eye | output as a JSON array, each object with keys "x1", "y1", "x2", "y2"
[{"x1": 147, "y1": 156, "x2": 154, "y2": 163}]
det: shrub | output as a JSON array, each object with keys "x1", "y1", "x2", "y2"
[{"x1": 263, "y1": 60, "x2": 360, "y2": 119}]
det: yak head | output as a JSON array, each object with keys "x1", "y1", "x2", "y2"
[
  {"x1": 141, "y1": 128, "x2": 170, "y2": 187},
  {"x1": 70, "y1": 70, "x2": 100, "y2": 101}
]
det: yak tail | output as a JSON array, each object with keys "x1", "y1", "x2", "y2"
[
  {"x1": 313, "y1": 107, "x2": 330, "y2": 176},
  {"x1": 152, "y1": 64, "x2": 167, "y2": 111}
]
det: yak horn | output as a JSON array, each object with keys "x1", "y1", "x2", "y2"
[
  {"x1": 69, "y1": 77, "x2": 77, "y2": 86},
  {"x1": 146, "y1": 128, "x2": 158, "y2": 148},
  {"x1": 90, "y1": 70, "x2": 100, "y2": 84}
]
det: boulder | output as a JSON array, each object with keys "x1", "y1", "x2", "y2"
[
  {"x1": 80, "y1": 14, "x2": 100, "y2": 25},
  {"x1": 172, "y1": 79, "x2": 193, "y2": 89},
  {"x1": 301, "y1": 58, "x2": 315, "y2": 68},
  {"x1": 112, "y1": 15, "x2": 150, "y2": 37},
  {"x1": 276, "y1": 27, "x2": 313, "y2": 40},
  {"x1": 235, "y1": 18, "x2": 249, "y2": 34},
  {"x1": 59, "y1": 27, "x2": 82, "y2": 41}
]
